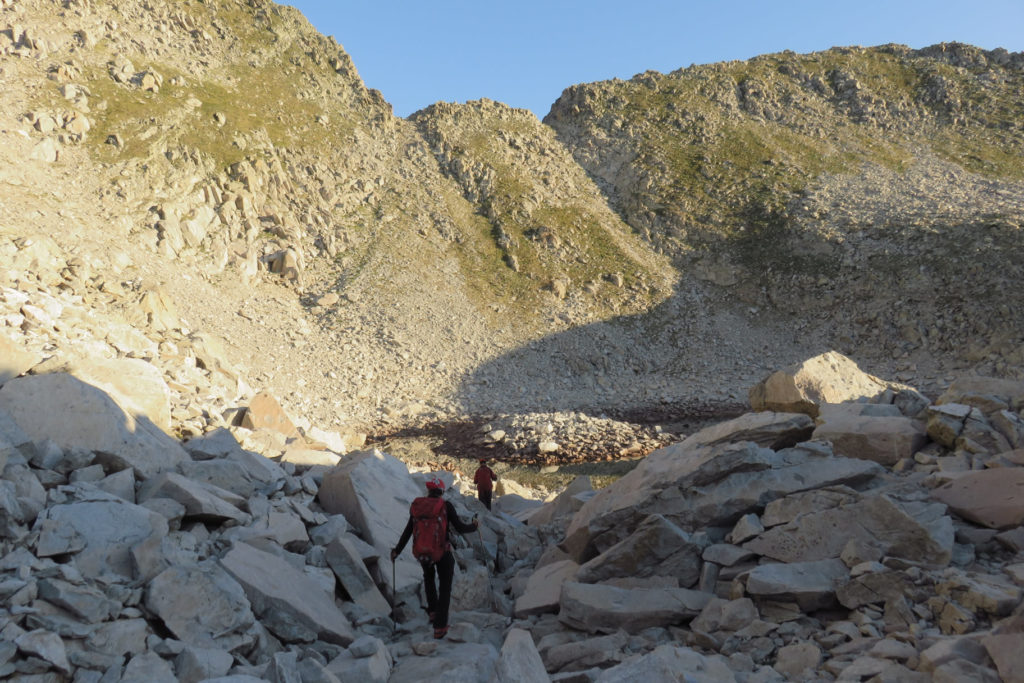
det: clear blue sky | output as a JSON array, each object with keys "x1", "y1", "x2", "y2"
[{"x1": 286, "y1": 1, "x2": 1024, "y2": 119}]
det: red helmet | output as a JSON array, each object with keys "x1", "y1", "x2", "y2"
[{"x1": 425, "y1": 476, "x2": 445, "y2": 492}]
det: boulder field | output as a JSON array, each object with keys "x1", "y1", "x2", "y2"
[{"x1": 1, "y1": 349, "x2": 1024, "y2": 681}]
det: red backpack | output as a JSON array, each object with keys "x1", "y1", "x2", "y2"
[{"x1": 410, "y1": 497, "x2": 449, "y2": 563}]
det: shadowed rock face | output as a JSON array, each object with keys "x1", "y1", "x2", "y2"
[
  {"x1": 145, "y1": 563, "x2": 257, "y2": 652},
  {"x1": 575, "y1": 513, "x2": 702, "y2": 587},
  {"x1": 558, "y1": 581, "x2": 712, "y2": 634},
  {"x1": 743, "y1": 493, "x2": 954, "y2": 567},
  {"x1": 0, "y1": 373, "x2": 188, "y2": 479},
  {"x1": 561, "y1": 439, "x2": 883, "y2": 562}
]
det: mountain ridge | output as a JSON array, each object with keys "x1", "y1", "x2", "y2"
[{"x1": 1, "y1": 0, "x2": 1022, "y2": 440}]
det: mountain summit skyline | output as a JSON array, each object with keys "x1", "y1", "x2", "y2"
[{"x1": 289, "y1": 0, "x2": 1024, "y2": 117}]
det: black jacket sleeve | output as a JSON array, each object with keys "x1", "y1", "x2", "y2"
[
  {"x1": 393, "y1": 515, "x2": 414, "y2": 555},
  {"x1": 446, "y1": 501, "x2": 477, "y2": 535}
]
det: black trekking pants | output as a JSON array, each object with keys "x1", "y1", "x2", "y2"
[
  {"x1": 421, "y1": 551, "x2": 455, "y2": 629},
  {"x1": 478, "y1": 488, "x2": 492, "y2": 510}
]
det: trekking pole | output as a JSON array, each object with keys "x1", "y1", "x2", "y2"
[
  {"x1": 391, "y1": 557, "x2": 397, "y2": 633},
  {"x1": 474, "y1": 514, "x2": 492, "y2": 574}
]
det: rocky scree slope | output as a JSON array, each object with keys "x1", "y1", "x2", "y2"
[
  {"x1": 1, "y1": 0, "x2": 1022, "y2": 446},
  {"x1": 0, "y1": 0, "x2": 690, "y2": 441}
]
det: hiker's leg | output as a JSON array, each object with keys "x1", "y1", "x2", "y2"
[
  {"x1": 436, "y1": 551, "x2": 455, "y2": 629},
  {"x1": 421, "y1": 560, "x2": 438, "y2": 616},
  {"x1": 481, "y1": 489, "x2": 492, "y2": 510}
]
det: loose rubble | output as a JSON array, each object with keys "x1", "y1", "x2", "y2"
[
  {"x1": 0, "y1": 341, "x2": 1022, "y2": 681},
  {"x1": 470, "y1": 411, "x2": 675, "y2": 464}
]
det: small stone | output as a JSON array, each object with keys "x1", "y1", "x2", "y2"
[
  {"x1": 15, "y1": 630, "x2": 70, "y2": 674},
  {"x1": 774, "y1": 641, "x2": 821, "y2": 679},
  {"x1": 411, "y1": 641, "x2": 438, "y2": 656},
  {"x1": 728, "y1": 513, "x2": 764, "y2": 544},
  {"x1": 446, "y1": 622, "x2": 480, "y2": 643}
]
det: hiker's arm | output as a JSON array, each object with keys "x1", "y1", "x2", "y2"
[
  {"x1": 445, "y1": 501, "x2": 478, "y2": 535},
  {"x1": 391, "y1": 516, "x2": 414, "y2": 559},
  {"x1": 491, "y1": 469, "x2": 498, "y2": 482}
]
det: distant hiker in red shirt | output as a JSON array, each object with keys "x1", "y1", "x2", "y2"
[
  {"x1": 390, "y1": 476, "x2": 478, "y2": 639},
  {"x1": 473, "y1": 458, "x2": 498, "y2": 510}
]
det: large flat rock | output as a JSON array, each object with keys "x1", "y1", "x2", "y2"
[
  {"x1": 324, "y1": 536, "x2": 390, "y2": 616},
  {"x1": 576, "y1": 513, "x2": 702, "y2": 587},
  {"x1": 745, "y1": 559, "x2": 850, "y2": 611},
  {"x1": 938, "y1": 377, "x2": 1024, "y2": 413},
  {"x1": 35, "y1": 500, "x2": 168, "y2": 580},
  {"x1": 932, "y1": 468, "x2": 1024, "y2": 529},
  {"x1": 145, "y1": 562, "x2": 256, "y2": 653},
  {"x1": 983, "y1": 633, "x2": 1024, "y2": 683},
  {"x1": 138, "y1": 472, "x2": 250, "y2": 525},
  {"x1": 812, "y1": 413, "x2": 927, "y2": 466},
  {"x1": 318, "y1": 449, "x2": 424, "y2": 596},
  {"x1": 496, "y1": 628, "x2": 548, "y2": 683},
  {"x1": 558, "y1": 581, "x2": 712, "y2": 633},
  {"x1": 677, "y1": 411, "x2": 815, "y2": 451},
  {"x1": 178, "y1": 458, "x2": 258, "y2": 498},
  {"x1": 595, "y1": 644, "x2": 737, "y2": 683},
  {"x1": 0, "y1": 373, "x2": 188, "y2": 479},
  {"x1": 220, "y1": 541, "x2": 355, "y2": 646},
  {"x1": 187, "y1": 428, "x2": 287, "y2": 485},
  {"x1": 514, "y1": 559, "x2": 580, "y2": 618},
  {"x1": 389, "y1": 643, "x2": 498, "y2": 683},
  {"x1": 326, "y1": 636, "x2": 392, "y2": 683}
]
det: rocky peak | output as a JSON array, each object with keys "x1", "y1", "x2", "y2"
[
  {"x1": 410, "y1": 98, "x2": 674, "y2": 311},
  {"x1": 2, "y1": 0, "x2": 1022, "y2": 439}
]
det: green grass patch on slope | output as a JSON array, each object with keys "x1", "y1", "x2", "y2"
[
  {"x1": 432, "y1": 112, "x2": 665, "y2": 315},
  {"x1": 78, "y1": 50, "x2": 357, "y2": 169},
  {"x1": 58, "y1": 0, "x2": 366, "y2": 171}
]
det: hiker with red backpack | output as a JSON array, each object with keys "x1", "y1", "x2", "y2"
[
  {"x1": 390, "y1": 476, "x2": 479, "y2": 639},
  {"x1": 473, "y1": 458, "x2": 498, "y2": 510}
]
